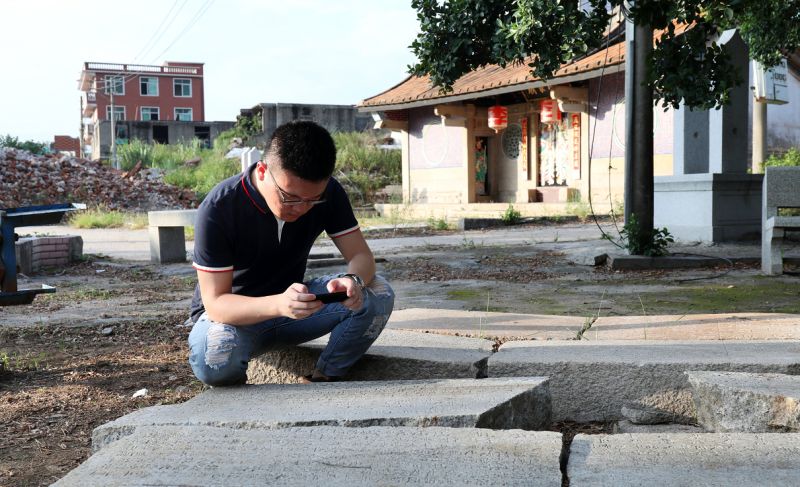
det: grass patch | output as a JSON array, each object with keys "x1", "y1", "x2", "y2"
[{"x1": 69, "y1": 209, "x2": 147, "y2": 229}]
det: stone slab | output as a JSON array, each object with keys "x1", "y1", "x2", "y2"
[
  {"x1": 93, "y1": 377, "x2": 551, "y2": 451},
  {"x1": 59, "y1": 426, "x2": 564, "y2": 486},
  {"x1": 590, "y1": 313, "x2": 800, "y2": 340},
  {"x1": 247, "y1": 328, "x2": 494, "y2": 384},
  {"x1": 490, "y1": 340, "x2": 800, "y2": 422},
  {"x1": 387, "y1": 308, "x2": 584, "y2": 339},
  {"x1": 688, "y1": 371, "x2": 800, "y2": 432},
  {"x1": 568, "y1": 433, "x2": 800, "y2": 485}
]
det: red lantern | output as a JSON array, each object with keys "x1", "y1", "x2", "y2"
[
  {"x1": 540, "y1": 99, "x2": 562, "y2": 124},
  {"x1": 488, "y1": 105, "x2": 508, "y2": 133}
]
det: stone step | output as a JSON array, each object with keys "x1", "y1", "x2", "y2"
[
  {"x1": 92, "y1": 377, "x2": 551, "y2": 452},
  {"x1": 568, "y1": 433, "x2": 800, "y2": 485},
  {"x1": 58, "y1": 426, "x2": 564, "y2": 486},
  {"x1": 247, "y1": 329, "x2": 494, "y2": 384},
  {"x1": 688, "y1": 371, "x2": 800, "y2": 432},
  {"x1": 489, "y1": 340, "x2": 800, "y2": 422}
]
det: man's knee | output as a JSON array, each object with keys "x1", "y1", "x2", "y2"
[
  {"x1": 360, "y1": 276, "x2": 395, "y2": 339},
  {"x1": 188, "y1": 320, "x2": 248, "y2": 386}
]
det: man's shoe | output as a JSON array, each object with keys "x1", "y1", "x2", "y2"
[{"x1": 299, "y1": 373, "x2": 341, "y2": 384}]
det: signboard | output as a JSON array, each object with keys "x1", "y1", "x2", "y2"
[{"x1": 753, "y1": 59, "x2": 789, "y2": 105}]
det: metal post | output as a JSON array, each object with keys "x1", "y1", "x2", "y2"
[{"x1": 110, "y1": 88, "x2": 118, "y2": 169}]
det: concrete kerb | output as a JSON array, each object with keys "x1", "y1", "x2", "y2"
[
  {"x1": 92, "y1": 377, "x2": 551, "y2": 452},
  {"x1": 568, "y1": 433, "x2": 800, "y2": 485},
  {"x1": 59, "y1": 426, "x2": 565, "y2": 487},
  {"x1": 688, "y1": 371, "x2": 800, "y2": 432},
  {"x1": 489, "y1": 340, "x2": 800, "y2": 422},
  {"x1": 247, "y1": 328, "x2": 495, "y2": 384}
]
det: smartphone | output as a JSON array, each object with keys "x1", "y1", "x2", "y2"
[{"x1": 315, "y1": 291, "x2": 348, "y2": 304}]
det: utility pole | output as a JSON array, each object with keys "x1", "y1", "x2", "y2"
[
  {"x1": 110, "y1": 86, "x2": 118, "y2": 170},
  {"x1": 623, "y1": 1, "x2": 654, "y2": 252}
]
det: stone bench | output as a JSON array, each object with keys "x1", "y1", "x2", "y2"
[
  {"x1": 147, "y1": 209, "x2": 197, "y2": 264},
  {"x1": 762, "y1": 166, "x2": 800, "y2": 275}
]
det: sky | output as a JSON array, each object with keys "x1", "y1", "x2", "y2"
[{"x1": 0, "y1": 0, "x2": 420, "y2": 143}]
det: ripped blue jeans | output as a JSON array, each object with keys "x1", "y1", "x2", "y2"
[{"x1": 188, "y1": 275, "x2": 395, "y2": 386}]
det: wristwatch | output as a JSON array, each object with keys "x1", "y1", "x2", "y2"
[{"x1": 340, "y1": 273, "x2": 365, "y2": 290}]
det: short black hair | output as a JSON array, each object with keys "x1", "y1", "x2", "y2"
[{"x1": 266, "y1": 121, "x2": 336, "y2": 181}]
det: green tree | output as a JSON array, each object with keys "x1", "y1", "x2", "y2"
[
  {"x1": 409, "y1": 0, "x2": 800, "y2": 253},
  {"x1": 410, "y1": 0, "x2": 799, "y2": 110}
]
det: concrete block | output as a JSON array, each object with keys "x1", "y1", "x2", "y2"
[
  {"x1": 490, "y1": 340, "x2": 800, "y2": 422},
  {"x1": 568, "y1": 433, "x2": 800, "y2": 485},
  {"x1": 247, "y1": 329, "x2": 494, "y2": 384},
  {"x1": 59, "y1": 426, "x2": 564, "y2": 486},
  {"x1": 92, "y1": 377, "x2": 551, "y2": 451},
  {"x1": 148, "y1": 226, "x2": 187, "y2": 264},
  {"x1": 688, "y1": 371, "x2": 800, "y2": 432},
  {"x1": 14, "y1": 238, "x2": 33, "y2": 274}
]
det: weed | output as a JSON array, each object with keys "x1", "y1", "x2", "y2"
[
  {"x1": 605, "y1": 213, "x2": 674, "y2": 256},
  {"x1": 428, "y1": 217, "x2": 449, "y2": 230},
  {"x1": 70, "y1": 208, "x2": 147, "y2": 229},
  {"x1": 460, "y1": 236, "x2": 477, "y2": 249},
  {"x1": 72, "y1": 288, "x2": 114, "y2": 300},
  {"x1": 501, "y1": 204, "x2": 522, "y2": 225}
]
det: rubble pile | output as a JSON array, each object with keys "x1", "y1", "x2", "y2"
[{"x1": 0, "y1": 148, "x2": 198, "y2": 211}]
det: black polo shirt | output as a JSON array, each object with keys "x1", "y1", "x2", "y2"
[{"x1": 189, "y1": 163, "x2": 359, "y2": 322}]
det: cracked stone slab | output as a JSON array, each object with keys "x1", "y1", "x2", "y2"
[
  {"x1": 568, "y1": 433, "x2": 800, "y2": 485},
  {"x1": 247, "y1": 329, "x2": 494, "y2": 384},
  {"x1": 490, "y1": 340, "x2": 800, "y2": 422},
  {"x1": 688, "y1": 371, "x2": 800, "y2": 432},
  {"x1": 92, "y1": 377, "x2": 551, "y2": 451},
  {"x1": 386, "y1": 308, "x2": 583, "y2": 340},
  {"x1": 59, "y1": 426, "x2": 563, "y2": 487}
]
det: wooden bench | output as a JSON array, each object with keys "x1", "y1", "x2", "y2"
[
  {"x1": 762, "y1": 167, "x2": 800, "y2": 275},
  {"x1": 148, "y1": 209, "x2": 197, "y2": 264}
]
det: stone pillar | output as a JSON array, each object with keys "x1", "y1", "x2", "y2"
[
  {"x1": 241, "y1": 148, "x2": 261, "y2": 173},
  {"x1": 708, "y1": 30, "x2": 750, "y2": 174},
  {"x1": 672, "y1": 107, "x2": 709, "y2": 175}
]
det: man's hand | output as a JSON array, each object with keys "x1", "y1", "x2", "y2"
[
  {"x1": 279, "y1": 283, "x2": 323, "y2": 319},
  {"x1": 326, "y1": 277, "x2": 364, "y2": 311}
]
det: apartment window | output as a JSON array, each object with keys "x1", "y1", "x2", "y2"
[
  {"x1": 140, "y1": 77, "x2": 159, "y2": 96},
  {"x1": 104, "y1": 75, "x2": 124, "y2": 95},
  {"x1": 173, "y1": 78, "x2": 192, "y2": 97},
  {"x1": 105, "y1": 106, "x2": 126, "y2": 121},
  {"x1": 141, "y1": 107, "x2": 160, "y2": 121},
  {"x1": 174, "y1": 108, "x2": 193, "y2": 121}
]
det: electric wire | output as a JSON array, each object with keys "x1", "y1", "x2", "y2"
[{"x1": 586, "y1": 8, "x2": 626, "y2": 250}]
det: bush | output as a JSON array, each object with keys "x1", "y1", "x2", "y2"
[
  {"x1": 0, "y1": 134, "x2": 49, "y2": 155},
  {"x1": 762, "y1": 147, "x2": 800, "y2": 172},
  {"x1": 333, "y1": 132, "x2": 401, "y2": 206}
]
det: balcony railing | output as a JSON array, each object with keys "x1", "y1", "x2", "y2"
[{"x1": 84, "y1": 62, "x2": 201, "y2": 76}]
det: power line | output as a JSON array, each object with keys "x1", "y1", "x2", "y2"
[{"x1": 132, "y1": 0, "x2": 191, "y2": 63}]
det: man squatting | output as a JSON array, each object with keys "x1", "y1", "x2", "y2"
[{"x1": 187, "y1": 120, "x2": 395, "y2": 385}]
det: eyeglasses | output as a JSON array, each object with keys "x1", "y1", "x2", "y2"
[{"x1": 265, "y1": 164, "x2": 327, "y2": 206}]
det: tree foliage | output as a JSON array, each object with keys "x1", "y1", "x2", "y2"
[{"x1": 409, "y1": 0, "x2": 800, "y2": 110}]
